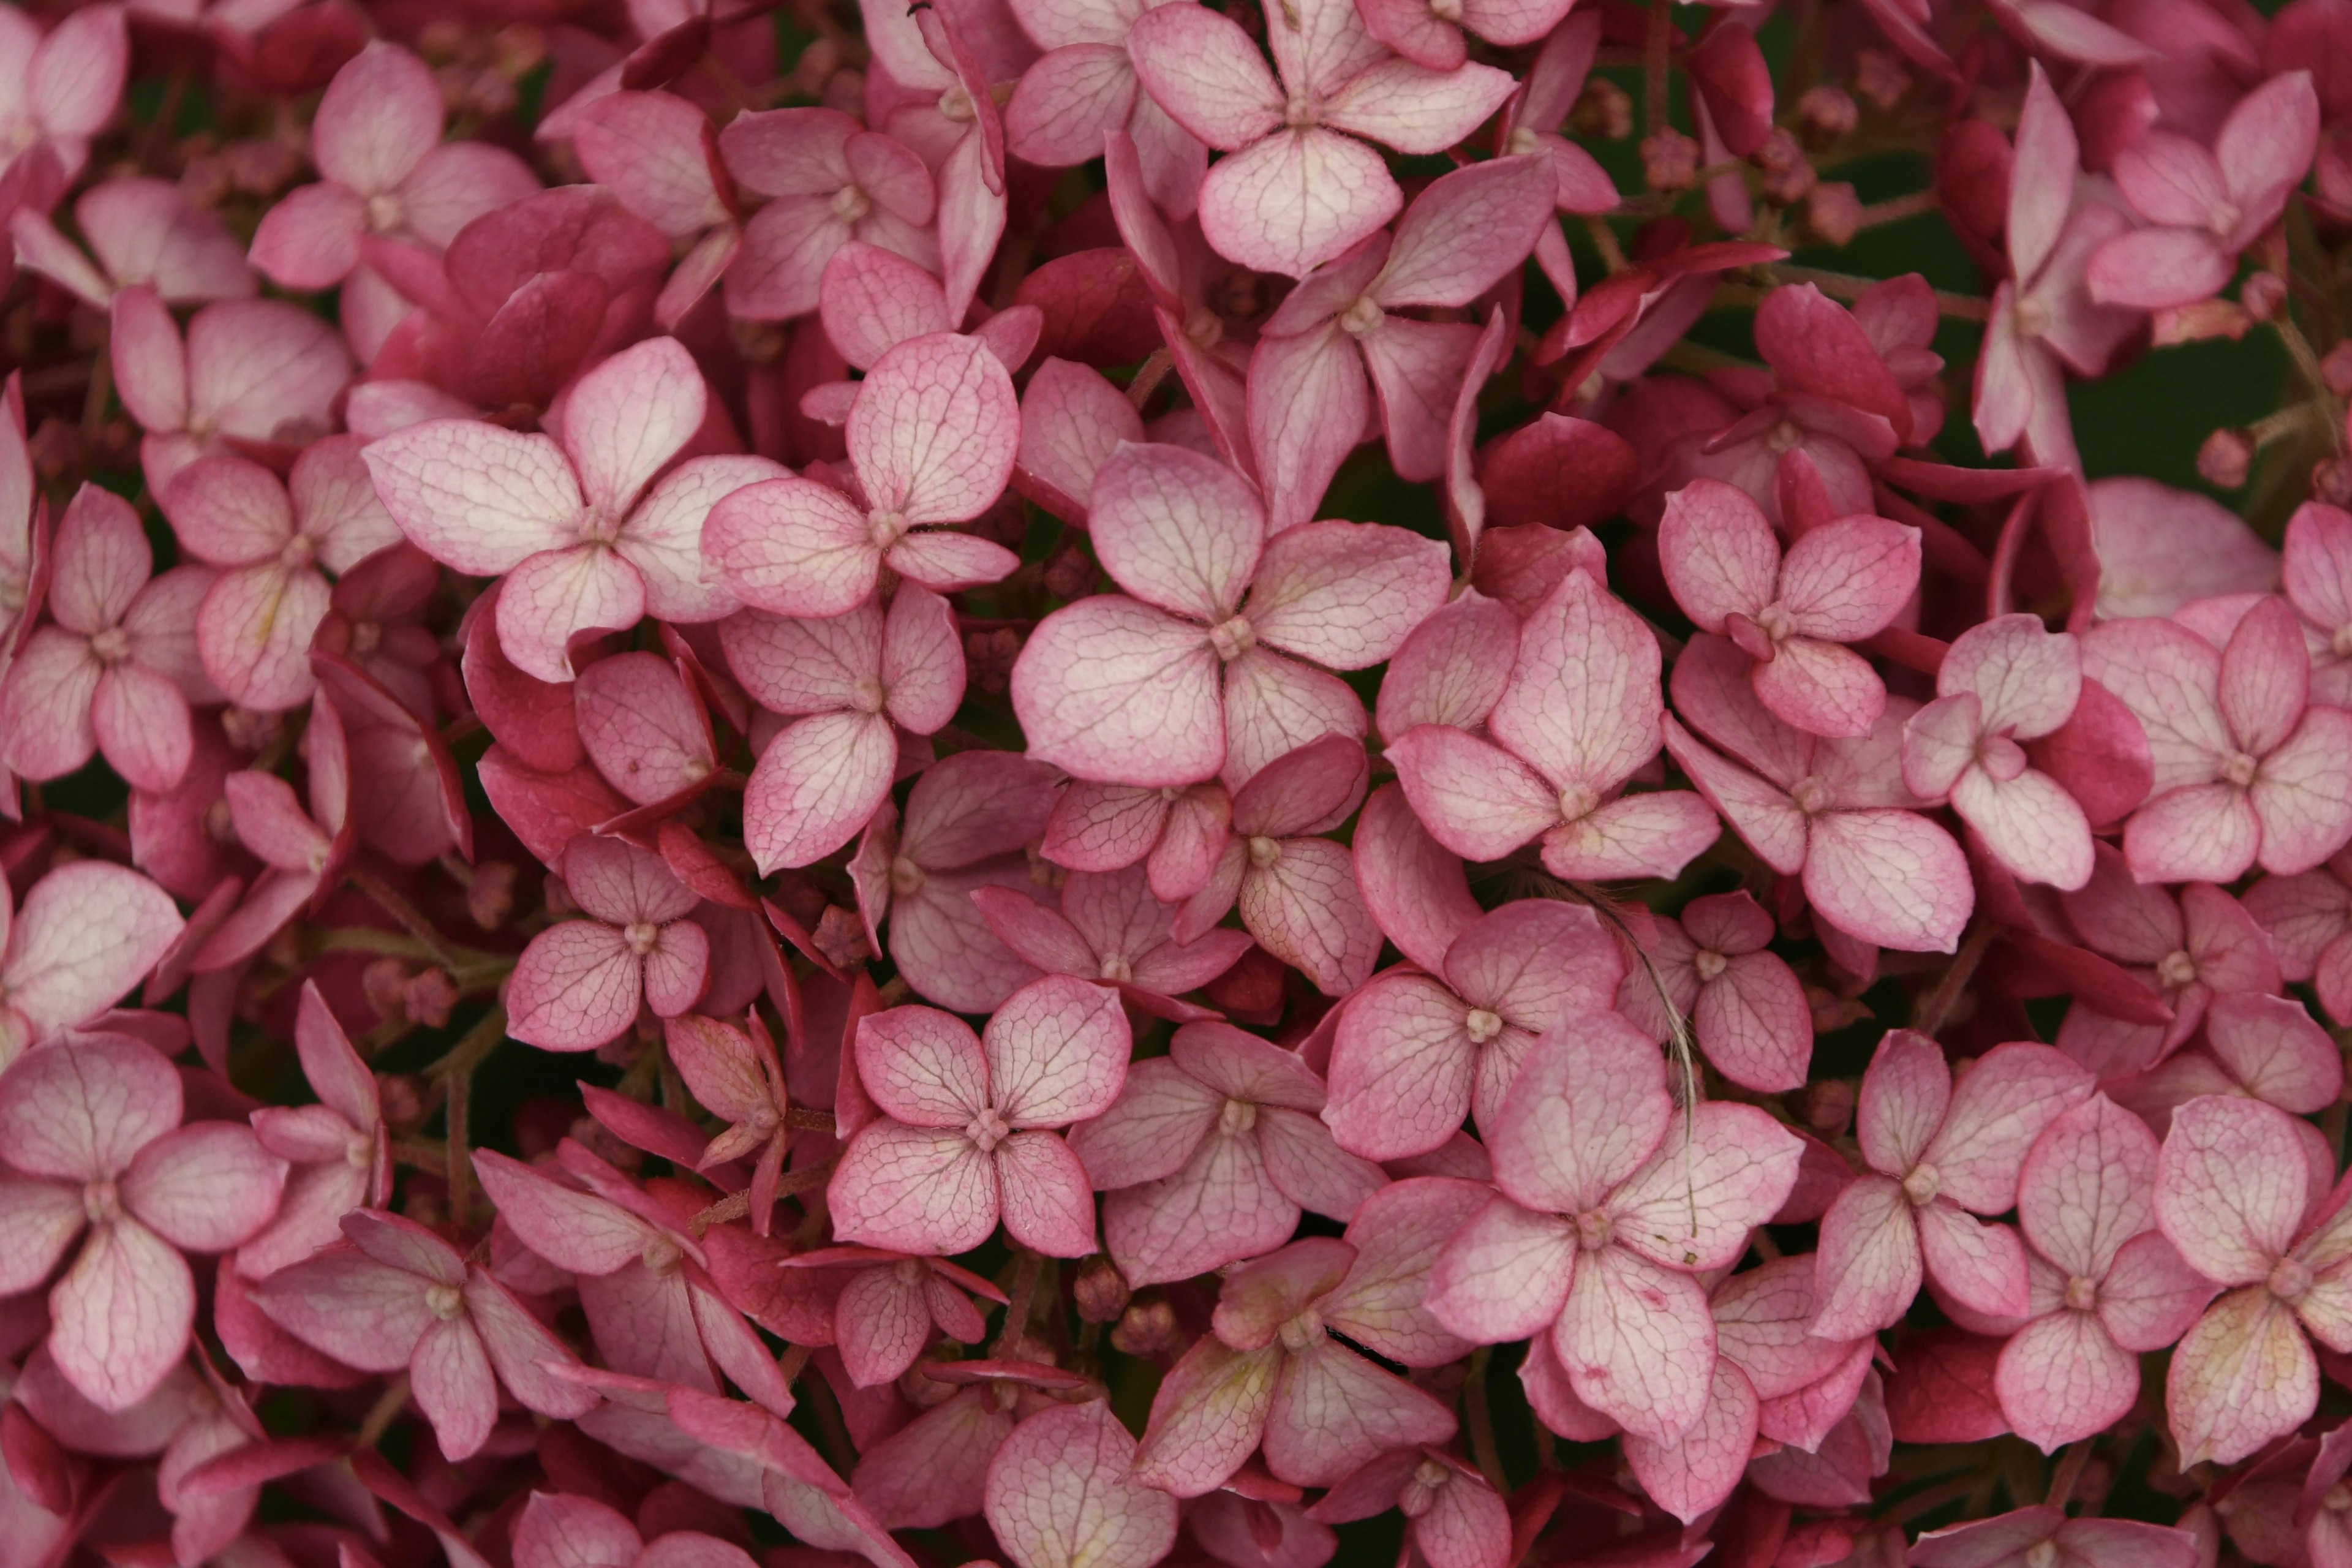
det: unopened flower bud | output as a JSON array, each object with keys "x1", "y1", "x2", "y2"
[
  {"x1": 1572, "y1": 78, "x2": 1634, "y2": 140},
  {"x1": 1642, "y1": 130, "x2": 1700, "y2": 194},
  {"x1": 467, "y1": 861, "x2": 518, "y2": 930},
  {"x1": 1797, "y1": 86, "x2": 1858, "y2": 146},
  {"x1": 1805, "y1": 183, "x2": 1863, "y2": 247},
  {"x1": 812, "y1": 905, "x2": 874, "y2": 970},
  {"x1": 2322, "y1": 342, "x2": 2352, "y2": 400},
  {"x1": 405, "y1": 970, "x2": 458, "y2": 1030},
  {"x1": 543, "y1": 871, "x2": 581, "y2": 921},
  {"x1": 2316, "y1": 458, "x2": 2352, "y2": 510},
  {"x1": 363, "y1": 958, "x2": 413, "y2": 1022},
  {"x1": 1074, "y1": 1256, "x2": 1131, "y2": 1323},
  {"x1": 1755, "y1": 130, "x2": 1817, "y2": 206},
  {"x1": 1043, "y1": 538, "x2": 1098, "y2": 601},
  {"x1": 377, "y1": 1073, "x2": 426, "y2": 1132},
  {"x1": 1110, "y1": 1298, "x2": 1178, "y2": 1357},
  {"x1": 2198, "y1": 428, "x2": 2255, "y2": 490},
  {"x1": 1798, "y1": 1077, "x2": 1856, "y2": 1138},
  {"x1": 964, "y1": 627, "x2": 1021, "y2": 695},
  {"x1": 1852, "y1": 48, "x2": 1910, "y2": 110},
  {"x1": 2241, "y1": 271, "x2": 2286, "y2": 322}
]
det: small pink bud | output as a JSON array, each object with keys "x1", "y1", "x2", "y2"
[
  {"x1": 1755, "y1": 130, "x2": 1816, "y2": 205},
  {"x1": 467, "y1": 861, "x2": 518, "y2": 930},
  {"x1": 2322, "y1": 341, "x2": 2352, "y2": 399},
  {"x1": 1798, "y1": 86, "x2": 1858, "y2": 146},
  {"x1": 1074, "y1": 1255, "x2": 1132, "y2": 1323},
  {"x1": 1574, "y1": 79, "x2": 1634, "y2": 140},
  {"x1": 1806, "y1": 183, "x2": 1864, "y2": 247},
  {"x1": 1110, "y1": 1298, "x2": 1179, "y2": 1357},
  {"x1": 1643, "y1": 130, "x2": 1701, "y2": 194},
  {"x1": 1853, "y1": 48, "x2": 1910, "y2": 109},
  {"x1": 1800, "y1": 1077, "x2": 1857, "y2": 1137},
  {"x1": 2241, "y1": 273, "x2": 2286, "y2": 322},
  {"x1": 2198, "y1": 429, "x2": 2255, "y2": 490}
]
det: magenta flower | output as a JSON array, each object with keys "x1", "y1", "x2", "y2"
[
  {"x1": 189, "y1": 708, "x2": 354, "y2": 974},
  {"x1": 1324, "y1": 899, "x2": 1623, "y2": 1160},
  {"x1": 1124, "y1": 0, "x2": 1515, "y2": 277},
  {"x1": 253, "y1": 1208, "x2": 597, "y2": 1460},
  {"x1": 724, "y1": 584, "x2": 967, "y2": 872},
  {"x1": 1005, "y1": 0, "x2": 1207, "y2": 214},
  {"x1": 1657, "y1": 479, "x2": 1921, "y2": 739},
  {"x1": 1912, "y1": 1509, "x2": 2200, "y2": 1568},
  {"x1": 507, "y1": 835, "x2": 712, "y2": 1052},
  {"x1": 1387, "y1": 566, "x2": 1719, "y2": 882},
  {"x1": 2081, "y1": 598, "x2": 2352, "y2": 884},
  {"x1": 0, "y1": 1034, "x2": 285, "y2": 1410},
  {"x1": 512, "y1": 1491, "x2": 756, "y2": 1568},
  {"x1": 1986, "y1": 1095, "x2": 2213, "y2": 1453},
  {"x1": 0, "y1": 483, "x2": 211, "y2": 793},
  {"x1": 160, "y1": 439, "x2": 404, "y2": 712},
  {"x1": 10, "y1": 177, "x2": 254, "y2": 309},
  {"x1": 705, "y1": 333, "x2": 1021, "y2": 621},
  {"x1": 1664, "y1": 633, "x2": 1974, "y2": 954},
  {"x1": 720, "y1": 109, "x2": 937, "y2": 323},
  {"x1": 829, "y1": 974, "x2": 1129, "y2": 1258},
  {"x1": 1012, "y1": 440, "x2": 1448, "y2": 790},
  {"x1": 1423, "y1": 1017, "x2": 1801, "y2": 1444},
  {"x1": 986, "y1": 1401, "x2": 1180, "y2": 1568},
  {"x1": 367, "y1": 337, "x2": 766, "y2": 683},
  {"x1": 1901, "y1": 614, "x2": 2095, "y2": 892},
  {"x1": 1614, "y1": 890, "x2": 1814, "y2": 1094},
  {"x1": 2086, "y1": 72, "x2": 2320, "y2": 311},
  {"x1": 973, "y1": 862, "x2": 1253, "y2": 1019},
  {"x1": 1809, "y1": 1031, "x2": 2093, "y2": 1339},
  {"x1": 853, "y1": 0, "x2": 1011, "y2": 320},
  {"x1": 1069, "y1": 1019, "x2": 1385, "y2": 1284},
  {"x1": 237, "y1": 981, "x2": 388, "y2": 1279},
  {"x1": 247, "y1": 42, "x2": 537, "y2": 294}
]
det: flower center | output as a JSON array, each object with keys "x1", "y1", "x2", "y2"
[
  {"x1": 89, "y1": 626, "x2": 130, "y2": 665},
  {"x1": 280, "y1": 535, "x2": 317, "y2": 570},
  {"x1": 1277, "y1": 1307, "x2": 1323, "y2": 1352},
  {"x1": 1464, "y1": 1008, "x2": 1503, "y2": 1044},
  {"x1": 349, "y1": 620, "x2": 383, "y2": 657},
  {"x1": 851, "y1": 676, "x2": 886, "y2": 715},
  {"x1": 868, "y1": 509, "x2": 908, "y2": 549},
  {"x1": 2328, "y1": 1482, "x2": 2352, "y2": 1515},
  {"x1": 368, "y1": 192, "x2": 405, "y2": 234},
  {"x1": 1338, "y1": 296, "x2": 1383, "y2": 338},
  {"x1": 1558, "y1": 782, "x2": 1598, "y2": 822},
  {"x1": 579, "y1": 502, "x2": 626, "y2": 545},
  {"x1": 1575, "y1": 1208, "x2": 1613, "y2": 1250},
  {"x1": 1098, "y1": 953, "x2": 1133, "y2": 983},
  {"x1": 2064, "y1": 1275, "x2": 2099, "y2": 1313},
  {"x1": 1765, "y1": 420, "x2": 1804, "y2": 455},
  {"x1": 1755, "y1": 603, "x2": 1795, "y2": 642},
  {"x1": 624, "y1": 921, "x2": 661, "y2": 957},
  {"x1": 1283, "y1": 95, "x2": 1319, "y2": 130},
  {"x1": 82, "y1": 1178, "x2": 121, "y2": 1225},
  {"x1": 831, "y1": 185, "x2": 872, "y2": 223},
  {"x1": 1977, "y1": 733, "x2": 2029, "y2": 782},
  {"x1": 1209, "y1": 616, "x2": 1256, "y2": 660},
  {"x1": 2222, "y1": 751, "x2": 2260, "y2": 788},
  {"x1": 1221, "y1": 1097, "x2": 1258, "y2": 1136},
  {"x1": 1184, "y1": 306, "x2": 1224, "y2": 350},
  {"x1": 2023, "y1": 1542, "x2": 2059, "y2": 1568},
  {"x1": 1247, "y1": 835, "x2": 1281, "y2": 869},
  {"x1": 425, "y1": 1283, "x2": 465, "y2": 1321},
  {"x1": 966, "y1": 1106, "x2": 1012, "y2": 1153},
  {"x1": 2157, "y1": 949, "x2": 2198, "y2": 987},
  {"x1": 1902, "y1": 1163, "x2": 1942, "y2": 1206},
  {"x1": 939, "y1": 86, "x2": 975, "y2": 122},
  {"x1": 1693, "y1": 949, "x2": 1728, "y2": 982},
  {"x1": 1789, "y1": 775, "x2": 1830, "y2": 815},
  {"x1": 347, "y1": 1128, "x2": 374, "y2": 1169},
  {"x1": 205, "y1": 797, "x2": 237, "y2": 845},
  {"x1": 2334, "y1": 624, "x2": 2352, "y2": 660},
  {"x1": 2270, "y1": 1254, "x2": 2315, "y2": 1304},
  {"x1": 891, "y1": 856, "x2": 925, "y2": 895},
  {"x1": 1401, "y1": 1457, "x2": 1449, "y2": 1514},
  {"x1": 641, "y1": 1236, "x2": 682, "y2": 1275},
  {"x1": 1506, "y1": 126, "x2": 1542, "y2": 157},
  {"x1": 2015, "y1": 296, "x2": 2052, "y2": 339}
]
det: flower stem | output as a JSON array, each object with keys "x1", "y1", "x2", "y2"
[
  {"x1": 2046, "y1": 1439, "x2": 2094, "y2": 1508},
  {"x1": 994, "y1": 1246, "x2": 1044, "y2": 1359},
  {"x1": 1912, "y1": 921, "x2": 1997, "y2": 1038},
  {"x1": 430, "y1": 1006, "x2": 508, "y2": 1231},
  {"x1": 1465, "y1": 1346, "x2": 1507, "y2": 1492}
]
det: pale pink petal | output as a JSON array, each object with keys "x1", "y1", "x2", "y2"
[
  {"x1": 3, "y1": 865, "x2": 185, "y2": 1049},
  {"x1": 2156, "y1": 1095, "x2": 2309, "y2": 1285},
  {"x1": 1487, "y1": 1012, "x2": 1670, "y2": 1215},
  {"x1": 120, "y1": 1123, "x2": 284, "y2": 1252},
  {"x1": 1921, "y1": 1041, "x2": 2095, "y2": 1214},
  {"x1": 1248, "y1": 322, "x2": 1369, "y2": 536},
  {"x1": 313, "y1": 43, "x2": 440, "y2": 196},
  {"x1": 1124, "y1": 4, "x2": 1283, "y2": 148},
  {"x1": 410, "y1": 1316, "x2": 498, "y2": 1461},
  {"x1": 506, "y1": 921, "x2": 643, "y2": 1052},
  {"x1": 1011, "y1": 596, "x2": 1222, "y2": 787},
  {"x1": 1607, "y1": 1102, "x2": 1802, "y2": 1271},
  {"x1": 561, "y1": 336, "x2": 707, "y2": 512},
  {"x1": 1917, "y1": 1204, "x2": 2031, "y2": 1321},
  {"x1": 2252, "y1": 707, "x2": 2352, "y2": 875},
  {"x1": 987, "y1": 974, "x2": 1131, "y2": 1127},
  {"x1": 1198, "y1": 127, "x2": 1402, "y2": 279},
  {"x1": 1088, "y1": 440, "x2": 1262, "y2": 622},
  {"x1": 856, "y1": 1005, "x2": 990, "y2": 1126},
  {"x1": 984, "y1": 1401, "x2": 1177, "y2": 1568},
  {"x1": 361, "y1": 421, "x2": 581, "y2": 576},
  {"x1": 744, "y1": 710, "x2": 897, "y2": 872},
  {"x1": 1556, "y1": 1246, "x2": 1716, "y2": 1444},
  {"x1": 497, "y1": 543, "x2": 647, "y2": 685},
  {"x1": 1803, "y1": 807, "x2": 1972, "y2": 954},
  {"x1": 50, "y1": 1218, "x2": 195, "y2": 1411},
  {"x1": 1131, "y1": 1338, "x2": 1281, "y2": 1497},
  {"x1": 1262, "y1": 1335, "x2": 1457, "y2": 1486},
  {"x1": 2166, "y1": 1286, "x2": 2316, "y2": 1468},
  {"x1": 831, "y1": 1121, "x2": 1001, "y2": 1255},
  {"x1": 1239, "y1": 837, "x2": 1381, "y2": 996},
  {"x1": 1658, "y1": 479, "x2": 1777, "y2": 631},
  {"x1": 617, "y1": 455, "x2": 789, "y2": 624},
  {"x1": 1810, "y1": 1175, "x2": 1922, "y2": 1338},
  {"x1": 1425, "y1": 1195, "x2": 1577, "y2": 1344},
  {"x1": 853, "y1": 333, "x2": 1019, "y2": 525},
  {"x1": 1623, "y1": 1354, "x2": 1758, "y2": 1525},
  {"x1": 1995, "y1": 1308, "x2": 2138, "y2": 1454}
]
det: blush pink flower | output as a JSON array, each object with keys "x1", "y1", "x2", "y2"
[
  {"x1": 1132, "y1": 1182, "x2": 1480, "y2": 1494},
  {"x1": 1324, "y1": 899, "x2": 1624, "y2": 1159},
  {"x1": 0, "y1": 483, "x2": 210, "y2": 793},
  {"x1": 0, "y1": 3, "x2": 128, "y2": 208},
  {"x1": 160, "y1": 439, "x2": 404, "y2": 712},
  {"x1": 511, "y1": 1490, "x2": 757, "y2": 1568},
  {"x1": 829, "y1": 974, "x2": 1129, "y2": 1258},
  {"x1": 367, "y1": 337, "x2": 762, "y2": 683},
  {"x1": 568, "y1": 90, "x2": 745, "y2": 331},
  {"x1": 850, "y1": 1357, "x2": 1077, "y2": 1532},
  {"x1": 2283, "y1": 500, "x2": 2352, "y2": 707},
  {"x1": 10, "y1": 177, "x2": 254, "y2": 310},
  {"x1": 1004, "y1": 0, "x2": 1207, "y2": 216},
  {"x1": 1664, "y1": 633, "x2": 1973, "y2": 954},
  {"x1": 1912, "y1": 1507, "x2": 2201, "y2": 1568},
  {"x1": 705, "y1": 333, "x2": 1020, "y2": 621},
  {"x1": 189, "y1": 704, "x2": 355, "y2": 974},
  {"x1": 984, "y1": 1400, "x2": 1180, "y2": 1568},
  {"x1": 1901, "y1": 614, "x2": 2094, "y2": 892},
  {"x1": 2244, "y1": 851, "x2": 2352, "y2": 1024},
  {"x1": 1657, "y1": 479, "x2": 1920, "y2": 740},
  {"x1": 254, "y1": 1208, "x2": 598, "y2": 1460},
  {"x1": 2109, "y1": 990, "x2": 2344, "y2": 1136},
  {"x1": 1069, "y1": 1019, "x2": 1385, "y2": 1284},
  {"x1": 236, "y1": 981, "x2": 388, "y2": 1279},
  {"x1": 1808, "y1": 1031, "x2": 2092, "y2": 1339},
  {"x1": 1308, "y1": 1448, "x2": 1507, "y2": 1568},
  {"x1": 1124, "y1": 0, "x2": 1515, "y2": 277},
  {"x1": 2156, "y1": 1093, "x2": 2352, "y2": 1466},
  {"x1": 507, "y1": 835, "x2": 712, "y2": 1052},
  {"x1": 2086, "y1": 72, "x2": 2320, "y2": 311},
  {"x1": 973, "y1": 862, "x2": 1253, "y2": 1019},
  {"x1": 1386, "y1": 567, "x2": 1719, "y2": 882},
  {"x1": 1614, "y1": 891, "x2": 1813, "y2": 1094},
  {"x1": 247, "y1": 42, "x2": 537, "y2": 294},
  {"x1": 719, "y1": 110, "x2": 938, "y2": 324},
  {"x1": 1423, "y1": 1016, "x2": 1801, "y2": 1444},
  {"x1": 724, "y1": 585, "x2": 966, "y2": 872},
  {"x1": 1012, "y1": 440, "x2": 1448, "y2": 790},
  {"x1": 1985, "y1": 1094, "x2": 2214, "y2": 1452},
  {"x1": 2081, "y1": 598, "x2": 2352, "y2": 884},
  {"x1": 666, "y1": 1012, "x2": 792, "y2": 1237},
  {"x1": 781, "y1": 1245, "x2": 1001, "y2": 1387},
  {"x1": 0, "y1": 1033, "x2": 285, "y2": 1410},
  {"x1": 0, "y1": 860, "x2": 184, "y2": 1068},
  {"x1": 1041, "y1": 777, "x2": 1234, "y2": 907}
]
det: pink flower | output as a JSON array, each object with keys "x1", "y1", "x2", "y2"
[
  {"x1": 1069, "y1": 1019, "x2": 1385, "y2": 1284},
  {"x1": 1614, "y1": 891, "x2": 1814, "y2": 1093},
  {"x1": 569, "y1": 91, "x2": 744, "y2": 331},
  {"x1": 2081, "y1": 598, "x2": 2352, "y2": 884},
  {"x1": 666, "y1": 1012, "x2": 792, "y2": 1236},
  {"x1": 984, "y1": 1401, "x2": 1180, "y2": 1568},
  {"x1": 1324, "y1": 899, "x2": 1624, "y2": 1159},
  {"x1": 704, "y1": 333, "x2": 1020, "y2": 621},
  {"x1": 108, "y1": 285, "x2": 352, "y2": 500},
  {"x1": 1132, "y1": 1183, "x2": 1479, "y2": 1494},
  {"x1": 725, "y1": 585, "x2": 966, "y2": 872},
  {"x1": 507, "y1": 835, "x2": 712, "y2": 1052},
  {"x1": 1011, "y1": 440, "x2": 1448, "y2": 790},
  {"x1": 2244, "y1": 851, "x2": 2352, "y2": 1023},
  {"x1": 189, "y1": 705, "x2": 354, "y2": 974},
  {"x1": 1309, "y1": 1448, "x2": 1507, "y2": 1568},
  {"x1": 2086, "y1": 73, "x2": 2320, "y2": 311},
  {"x1": 0, "y1": 483, "x2": 210, "y2": 793},
  {"x1": 1657, "y1": 479, "x2": 1920, "y2": 740},
  {"x1": 0, "y1": 4, "x2": 128, "y2": 209},
  {"x1": 10, "y1": 177, "x2": 253, "y2": 309},
  {"x1": 2108, "y1": 990, "x2": 2344, "y2": 1135},
  {"x1": 2280, "y1": 499, "x2": 2352, "y2": 706},
  {"x1": 2156, "y1": 1093, "x2": 2352, "y2": 1466},
  {"x1": 0, "y1": 859, "x2": 183, "y2": 1068},
  {"x1": 1247, "y1": 156, "x2": 1553, "y2": 529},
  {"x1": 161, "y1": 439, "x2": 404, "y2": 712},
  {"x1": 1663, "y1": 633, "x2": 1973, "y2": 954},
  {"x1": 973, "y1": 862, "x2": 1253, "y2": 1019},
  {"x1": 1005, "y1": 0, "x2": 1207, "y2": 215},
  {"x1": 1386, "y1": 566, "x2": 1719, "y2": 882},
  {"x1": 247, "y1": 42, "x2": 537, "y2": 294},
  {"x1": 366, "y1": 337, "x2": 763, "y2": 683},
  {"x1": 511, "y1": 1491, "x2": 756, "y2": 1568},
  {"x1": 236, "y1": 981, "x2": 388, "y2": 1279},
  {"x1": 1900, "y1": 613, "x2": 2095, "y2": 891},
  {"x1": 829, "y1": 973, "x2": 1129, "y2": 1258},
  {"x1": 720, "y1": 110, "x2": 938, "y2": 323},
  {"x1": 1808, "y1": 1031, "x2": 2092, "y2": 1339},
  {"x1": 1124, "y1": 0, "x2": 1515, "y2": 277},
  {"x1": 252, "y1": 1208, "x2": 597, "y2": 1460},
  {"x1": 0, "y1": 1033, "x2": 285, "y2": 1410},
  {"x1": 1423, "y1": 1016, "x2": 1801, "y2": 1444},
  {"x1": 781, "y1": 1245, "x2": 1001, "y2": 1387},
  {"x1": 1041, "y1": 777, "x2": 1234, "y2": 907},
  {"x1": 1911, "y1": 1508, "x2": 2201, "y2": 1568}
]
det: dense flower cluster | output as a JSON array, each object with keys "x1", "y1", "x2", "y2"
[{"x1": 1, "y1": 0, "x2": 2351, "y2": 1564}]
